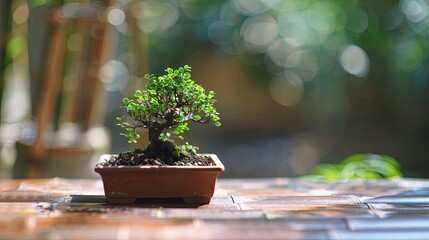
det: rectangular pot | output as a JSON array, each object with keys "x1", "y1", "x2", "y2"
[{"x1": 94, "y1": 154, "x2": 224, "y2": 204}]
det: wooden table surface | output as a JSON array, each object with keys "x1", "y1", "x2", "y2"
[{"x1": 1, "y1": 177, "x2": 429, "y2": 239}]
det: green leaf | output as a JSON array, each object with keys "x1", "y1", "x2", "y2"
[
  {"x1": 214, "y1": 121, "x2": 221, "y2": 127},
  {"x1": 134, "y1": 90, "x2": 143, "y2": 98},
  {"x1": 172, "y1": 130, "x2": 180, "y2": 135},
  {"x1": 207, "y1": 91, "x2": 215, "y2": 99},
  {"x1": 160, "y1": 132, "x2": 172, "y2": 141}
]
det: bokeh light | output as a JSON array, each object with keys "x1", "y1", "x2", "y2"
[
  {"x1": 240, "y1": 14, "x2": 277, "y2": 53},
  {"x1": 306, "y1": 2, "x2": 344, "y2": 35},
  {"x1": 107, "y1": 8, "x2": 126, "y2": 27},
  {"x1": 401, "y1": 0, "x2": 428, "y2": 23},
  {"x1": 269, "y1": 71, "x2": 304, "y2": 107},
  {"x1": 347, "y1": 8, "x2": 368, "y2": 33},
  {"x1": 12, "y1": 4, "x2": 28, "y2": 24},
  {"x1": 289, "y1": 143, "x2": 319, "y2": 175},
  {"x1": 267, "y1": 39, "x2": 296, "y2": 68},
  {"x1": 278, "y1": 12, "x2": 310, "y2": 47},
  {"x1": 99, "y1": 60, "x2": 129, "y2": 92},
  {"x1": 339, "y1": 44, "x2": 370, "y2": 77},
  {"x1": 208, "y1": 21, "x2": 233, "y2": 45},
  {"x1": 136, "y1": 1, "x2": 179, "y2": 33},
  {"x1": 229, "y1": 0, "x2": 276, "y2": 16},
  {"x1": 395, "y1": 39, "x2": 424, "y2": 73},
  {"x1": 67, "y1": 33, "x2": 83, "y2": 52}
]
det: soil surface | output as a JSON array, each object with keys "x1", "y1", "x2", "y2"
[{"x1": 98, "y1": 148, "x2": 215, "y2": 167}]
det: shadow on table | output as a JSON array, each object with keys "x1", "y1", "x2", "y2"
[{"x1": 67, "y1": 195, "x2": 208, "y2": 209}]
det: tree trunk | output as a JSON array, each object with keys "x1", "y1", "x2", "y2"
[{"x1": 146, "y1": 127, "x2": 177, "y2": 163}]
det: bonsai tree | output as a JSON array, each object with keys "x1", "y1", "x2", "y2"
[{"x1": 115, "y1": 65, "x2": 220, "y2": 165}]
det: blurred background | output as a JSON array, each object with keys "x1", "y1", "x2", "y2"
[{"x1": 1, "y1": 0, "x2": 428, "y2": 179}]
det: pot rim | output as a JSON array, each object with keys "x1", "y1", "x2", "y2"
[{"x1": 94, "y1": 153, "x2": 225, "y2": 171}]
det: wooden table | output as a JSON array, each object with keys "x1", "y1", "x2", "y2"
[{"x1": 1, "y1": 177, "x2": 429, "y2": 239}]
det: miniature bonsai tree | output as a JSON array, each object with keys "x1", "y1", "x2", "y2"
[{"x1": 115, "y1": 65, "x2": 220, "y2": 165}]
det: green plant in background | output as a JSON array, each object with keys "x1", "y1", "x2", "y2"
[
  {"x1": 116, "y1": 65, "x2": 221, "y2": 164},
  {"x1": 301, "y1": 154, "x2": 403, "y2": 182}
]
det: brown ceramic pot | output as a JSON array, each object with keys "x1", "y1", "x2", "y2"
[{"x1": 94, "y1": 154, "x2": 224, "y2": 204}]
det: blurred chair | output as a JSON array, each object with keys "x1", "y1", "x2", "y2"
[{"x1": 13, "y1": 1, "x2": 118, "y2": 178}]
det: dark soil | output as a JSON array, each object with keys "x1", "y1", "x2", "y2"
[{"x1": 98, "y1": 148, "x2": 215, "y2": 167}]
